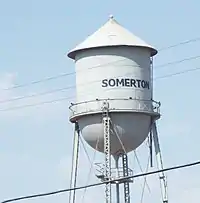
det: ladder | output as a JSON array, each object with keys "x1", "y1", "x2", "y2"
[
  {"x1": 102, "y1": 101, "x2": 111, "y2": 203},
  {"x1": 122, "y1": 153, "x2": 131, "y2": 203}
]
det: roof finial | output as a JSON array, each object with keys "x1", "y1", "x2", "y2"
[{"x1": 109, "y1": 14, "x2": 114, "y2": 20}]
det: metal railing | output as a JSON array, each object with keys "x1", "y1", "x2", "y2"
[
  {"x1": 69, "y1": 98, "x2": 161, "y2": 118},
  {"x1": 95, "y1": 162, "x2": 133, "y2": 182}
]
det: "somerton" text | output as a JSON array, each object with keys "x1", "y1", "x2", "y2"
[{"x1": 102, "y1": 78, "x2": 150, "y2": 89}]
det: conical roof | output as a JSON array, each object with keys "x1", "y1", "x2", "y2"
[{"x1": 67, "y1": 16, "x2": 157, "y2": 59}]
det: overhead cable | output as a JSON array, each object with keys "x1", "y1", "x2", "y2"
[
  {"x1": 1, "y1": 54, "x2": 200, "y2": 105},
  {"x1": 0, "y1": 66, "x2": 200, "y2": 112},
  {"x1": 0, "y1": 72, "x2": 75, "y2": 91},
  {"x1": 154, "y1": 66, "x2": 200, "y2": 80},
  {"x1": 158, "y1": 37, "x2": 200, "y2": 51},
  {"x1": 154, "y1": 55, "x2": 200, "y2": 69},
  {"x1": 0, "y1": 59, "x2": 126, "y2": 91},
  {"x1": 1, "y1": 36, "x2": 200, "y2": 92},
  {"x1": 2, "y1": 160, "x2": 200, "y2": 203}
]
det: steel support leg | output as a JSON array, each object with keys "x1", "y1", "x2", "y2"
[
  {"x1": 69, "y1": 122, "x2": 80, "y2": 203},
  {"x1": 152, "y1": 122, "x2": 168, "y2": 203}
]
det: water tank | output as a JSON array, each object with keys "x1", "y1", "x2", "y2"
[{"x1": 67, "y1": 16, "x2": 160, "y2": 156}]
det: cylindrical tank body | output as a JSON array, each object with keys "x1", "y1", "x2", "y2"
[
  {"x1": 68, "y1": 17, "x2": 160, "y2": 156},
  {"x1": 75, "y1": 46, "x2": 152, "y2": 107}
]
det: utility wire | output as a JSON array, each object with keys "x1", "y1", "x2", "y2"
[
  {"x1": 1, "y1": 36, "x2": 199, "y2": 203},
  {"x1": 0, "y1": 70, "x2": 134, "y2": 104},
  {"x1": 158, "y1": 37, "x2": 200, "y2": 51},
  {"x1": 154, "y1": 55, "x2": 200, "y2": 69},
  {"x1": 0, "y1": 86, "x2": 74, "y2": 104},
  {"x1": 154, "y1": 66, "x2": 200, "y2": 80},
  {"x1": 0, "y1": 66, "x2": 200, "y2": 112},
  {"x1": 1, "y1": 54, "x2": 200, "y2": 105},
  {"x1": 0, "y1": 72, "x2": 75, "y2": 91},
  {"x1": 1, "y1": 37, "x2": 199, "y2": 203},
  {"x1": 0, "y1": 59, "x2": 126, "y2": 91},
  {"x1": 0, "y1": 97, "x2": 72, "y2": 112},
  {"x1": 2, "y1": 160, "x2": 200, "y2": 203},
  {"x1": 1, "y1": 36, "x2": 200, "y2": 92}
]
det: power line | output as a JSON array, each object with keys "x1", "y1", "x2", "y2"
[
  {"x1": 1, "y1": 54, "x2": 200, "y2": 105},
  {"x1": 0, "y1": 70, "x2": 132, "y2": 104},
  {"x1": 0, "y1": 59, "x2": 126, "y2": 91},
  {"x1": 2, "y1": 160, "x2": 200, "y2": 203},
  {"x1": 1, "y1": 37, "x2": 200, "y2": 92},
  {"x1": 158, "y1": 37, "x2": 200, "y2": 51},
  {"x1": 0, "y1": 97, "x2": 73, "y2": 112},
  {"x1": 154, "y1": 55, "x2": 200, "y2": 69},
  {"x1": 0, "y1": 65, "x2": 200, "y2": 112},
  {"x1": 0, "y1": 86, "x2": 74, "y2": 104},
  {"x1": 0, "y1": 72, "x2": 75, "y2": 91},
  {"x1": 154, "y1": 66, "x2": 200, "y2": 80},
  {"x1": 1, "y1": 37, "x2": 199, "y2": 203}
]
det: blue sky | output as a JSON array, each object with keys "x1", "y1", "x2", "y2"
[{"x1": 0, "y1": 0, "x2": 200, "y2": 202}]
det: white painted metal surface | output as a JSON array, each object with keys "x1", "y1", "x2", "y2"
[
  {"x1": 70, "y1": 47, "x2": 156, "y2": 116},
  {"x1": 68, "y1": 16, "x2": 159, "y2": 155},
  {"x1": 76, "y1": 113, "x2": 151, "y2": 154},
  {"x1": 68, "y1": 16, "x2": 157, "y2": 59}
]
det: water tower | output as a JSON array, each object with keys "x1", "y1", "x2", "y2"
[{"x1": 67, "y1": 16, "x2": 168, "y2": 203}]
